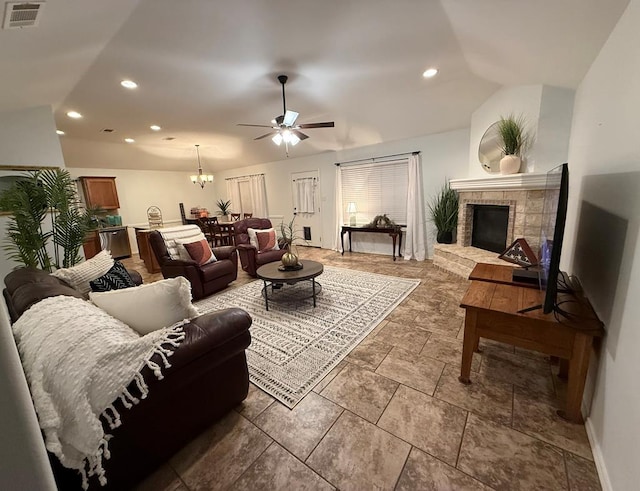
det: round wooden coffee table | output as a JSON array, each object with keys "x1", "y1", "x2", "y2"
[{"x1": 256, "y1": 260, "x2": 323, "y2": 311}]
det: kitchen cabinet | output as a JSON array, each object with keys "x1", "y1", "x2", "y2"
[
  {"x1": 81, "y1": 177, "x2": 120, "y2": 210},
  {"x1": 135, "y1": 228, "x2": 161, "y2": 274},
  {"x1": 82, "y1": 231, "x2": 101, "y2": 260}
]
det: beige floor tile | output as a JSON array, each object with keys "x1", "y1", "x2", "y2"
[
  {"x1": 480, "y1": 351, "x2": 556, "y2": 399},
  {"x1": 564, "y1": 451, "x2": 602, "y2": 491},
  {"x1": 434, "y1": 365, "x2": 513, "y2": 426},
  {"x1": 254, "y1": 392, "x2": 343, "y2": 461},
  {"x1": 229, "y1": 443, "x2": 334, "y2": 491},
  {"x1": 373, "y1": 320, "x2": 431, "y2": 353},
  {"x1": 306, "y1": 411, "x2": 410, "y2": 491},
  {"x1": 396, "y1": 447, "x2": 492, "y2": 491},
  {"x1": 375, "y1": 346, "x2": 445, "y2": 395},
  {"x1": 385, "y1": 304, "x2": 422, "y2": 324},
  {"x1": 236, "y1": 383, "x2": 275, "y2": 421},
  {"x1": 482, "y1": 348, "x2": 553, "y2": 375},
  {"x1": 457, "y1": 413, "x2": 568, "y2": 490},
  {"x1": 134, "y1": 463, "x2": 183, "y2": 491},
  {"x1": 421, "y1": 335, "x2": 482, "y2": 372},
  {"x1": 320, "y1": 363, "x2": 398, "y2": 423},
  {"x1": 512, "y1": 388, "x2": 593, "y2": 460},
  {"x1": 377, "y1": 385, "x2": 468, "y2": 466},
  {"x1": 170, "y1": 412, "x2": 272, "y2": 491},
  {"x1": 346, "y1": 338, "x2": 393, "y2": 370},
  {"x1": 312, "y1": 360, "x2": 347, "y2": 393}
]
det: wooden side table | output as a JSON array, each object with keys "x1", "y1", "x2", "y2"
[{"x1": 459, "y1": 265, "x2": 604, "y2": 423}]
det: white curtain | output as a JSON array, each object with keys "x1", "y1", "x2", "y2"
[
  {"x1": 226, "y1": 178, "x2": 242, "y2": 214},
  {"x1": 404, "y1": 153, "x2": 426, "y2": 261},
  {"x1": 334, "y1": 166, "x2": 344, "y2": 251},
  {"x1": 248, "y1": 174, "x2": 268, "y2": 218},
  {"x1": 293, "y1": 178, "x2": 316, "y2": 213}
]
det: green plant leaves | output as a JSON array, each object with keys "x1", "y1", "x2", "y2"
[{"x1": 428, "y1": 181, "x2": 458, "y2": 233}]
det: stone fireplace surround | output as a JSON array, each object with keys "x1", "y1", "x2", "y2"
[{"x1": 434, "y1": 173, "x2": 549, "y2": 278}]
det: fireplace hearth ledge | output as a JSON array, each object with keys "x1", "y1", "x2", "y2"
[
  {"x1": 433, "y1": 243, "x2": 516, "y2": 279},
  {"x1": 450, "y1": 173, "x2": 548, "y2": 192}
]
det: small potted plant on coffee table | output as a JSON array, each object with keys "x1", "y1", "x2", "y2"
[
  {"x1": 280, "y1": 217, "x2": 303, "y2": 269},
  {"x1": 428, "y1": 181, "x2": 458, "y2": 244}
]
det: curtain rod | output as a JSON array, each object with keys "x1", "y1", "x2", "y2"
[
  {"x1": 334, "y1": 151, "x2": 420, "y2": 166},
  {"x1": 225, "y1": 172, "x2": 264, "y2": 180}
]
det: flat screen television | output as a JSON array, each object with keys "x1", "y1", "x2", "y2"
[{"x1": 538, "y1": 163, "x2": 570, "y2": 314}]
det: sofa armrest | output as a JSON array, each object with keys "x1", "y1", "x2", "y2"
[
  {"x1": 127, "y1": 269, "x2": 143, "y2": 286},
  {"x1": 236, "y1": 244, "x2": 257, "y2": 253},
  {"x1": 164, "y1": 308, "x2": 252, "y2": 372},
  {"x1": 163, "y1": 258, "x2": 198, "y2": 268},
  {"x1": 212, "y1": 246, "x2": 237, "y2": 261}
]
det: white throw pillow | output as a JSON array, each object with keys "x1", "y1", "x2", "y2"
[
  {"x1": 89, "y1": 276, "x2": 199, "y2": 335},
  {"x1": 247, "y1": 227, "x2": 280, "y2": 251},
  {"x1": 52, "y1": 250, "x2": 114, "y2": 295},
  {"x1": 175, "y1": 237, "x2": 217, "y2": 264}
]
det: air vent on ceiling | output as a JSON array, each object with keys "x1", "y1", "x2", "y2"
[
  {"x1": 3, "y1": 1, "x2": 45, "y2": 29},
  {"x1": 162, "y1": 137, "x2": 176, "y2": 141},
  {"x1": 101, "y1": 128, "x2": 115, "y2": 133}
]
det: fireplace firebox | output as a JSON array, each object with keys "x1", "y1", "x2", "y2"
[{"x1": 471, "y1": 205, "x2": 509, "y2": 253}]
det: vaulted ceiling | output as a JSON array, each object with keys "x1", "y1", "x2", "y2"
[{"x1": 0, "y1": 0, "x2": 629, "y2": 171}]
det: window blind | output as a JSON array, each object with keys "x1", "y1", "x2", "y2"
[{"x1": 341, "y1": 159, "x2": 408, "y2": 225}]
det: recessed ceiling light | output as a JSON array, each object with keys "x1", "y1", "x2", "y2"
[
  {"x1": 120, "y1": 80, "x2": 138, "y2": 89},
  {"x1": 66, "y1": 111, "x2": 82, "y2": 119},
  {"x1": 56, "y1": 130, "x2": 65, "y2": 135},
  {"x1": 150, "y1": 125, "x2": 161, "y2": 131},
  {"x1": 124, "y1": 138, "x2": 135, "y2": 143},
  {"x1": 422, "y1": 68, "x2": 439, "y2": 78}
]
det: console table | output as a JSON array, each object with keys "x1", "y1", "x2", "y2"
[
  {"x1": 340, "y1": 225, "x2": 404, "y2": 261},
  {"x1": 459, "y1": 263, "x2": 604, "y2": 423}
]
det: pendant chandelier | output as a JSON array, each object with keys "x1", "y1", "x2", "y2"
[{"x1": 190, "y1": 144, "x2": 214, "y2": 188}]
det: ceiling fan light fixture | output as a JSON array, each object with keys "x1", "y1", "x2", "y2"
[
  {"x1": 289, "y1": 133, "x2": 300, "y2": 146},
  {"x1": 272, "y1": 133, "x2": 283, "y2": 146}
]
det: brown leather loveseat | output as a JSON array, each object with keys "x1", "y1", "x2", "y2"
[{"x1": 3, "y1": 268, "x2": 252, "y2": 490}]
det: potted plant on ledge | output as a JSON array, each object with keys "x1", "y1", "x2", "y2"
[
  {"x1": 428, "y1": 181, "x2": 458, "y2": 244},
  {"x1": 498, "y1": 114, "x2": 531, "y2": 175}
]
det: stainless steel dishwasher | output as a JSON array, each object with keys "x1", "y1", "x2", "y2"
[{"x1": 98, "y1": 226, "x2": 131, "y2": 259}]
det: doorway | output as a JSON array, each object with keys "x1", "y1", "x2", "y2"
[{"x1": 291, "y1": 170, "x2": 322, "y2": 247}]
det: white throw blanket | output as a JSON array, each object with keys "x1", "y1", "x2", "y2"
[{"x1": 12, "y1": 296, "x2": 186, "y2": 489}]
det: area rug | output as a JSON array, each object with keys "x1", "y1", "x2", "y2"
[{"x1": 195, "y1": 266, "x2": 420, "y2": 408}]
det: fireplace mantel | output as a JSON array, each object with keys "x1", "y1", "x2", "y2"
[{"x1": 450, "y1": 173, "x2": 548, "y2": 192}]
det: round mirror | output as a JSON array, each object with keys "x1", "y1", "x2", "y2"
[{"x1": 478, "y1": 122, "x2": 503, "y2": 174}]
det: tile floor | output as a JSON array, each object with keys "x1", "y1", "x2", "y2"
[{"x1": 123, "y1": 247, "x2": 601, "y2": 491}]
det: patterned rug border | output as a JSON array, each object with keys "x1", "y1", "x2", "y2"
[{"x1": 196, "y1": 266, "x2": 420, "y2": 408}]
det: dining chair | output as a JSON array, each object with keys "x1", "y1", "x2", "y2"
[
  {"x1": 230, "y1": 213, "x2": 241, "y2": 221},
  {"x1": 242, "y1": 213, "x2": 253, "y2": 219}
]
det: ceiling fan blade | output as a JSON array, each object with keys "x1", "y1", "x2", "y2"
[
  {"x1": 254, "y1": 131, "x2": 278, "y2": 140},
  {"x1": 283, "y1": 110, "x2": 299, "y2": 127},
  {"x1": 238, "y1": 124, "x2": 274, "y2": 128},
  {"x1": 297, "y1": 121, "x2": 335, "y2": 129},
  {"x1": 292, "y1": 130, "x2": 309, "y2": 141}
]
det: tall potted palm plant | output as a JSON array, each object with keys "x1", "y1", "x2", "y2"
[
  {"x1": 428, "y1": 182, "x2": 458, "y2": 244},
  {"x1": 0, "y1": 168, "x2": 98, "y2": 271}
]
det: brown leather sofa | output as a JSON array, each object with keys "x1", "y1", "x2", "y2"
[
  {"x1": 149, "y1": 230, "x2": 238, "y2": 299},
  {"x1": 233, "y1": 218, "x2": 287, "y2": 277},
  {"x1": 3, "y1": 268, "x2": 252, "y2": 490}
]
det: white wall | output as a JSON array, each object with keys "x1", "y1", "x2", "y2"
[
  {"x1": 563, "y1": 1, "x2": 640, "y2": 489},
  {"x1": 0, "y1": 106, "x2": 58, "y2": 489},
  {"x1": 468, "y1": 85, "x2": 574, "y2": 177},
  {"x1": 68, "y1": 168, "x2": 222, "y2": 254},
  {"x1": 212, "y1": 129, "x2": 470, "y2": 259}
]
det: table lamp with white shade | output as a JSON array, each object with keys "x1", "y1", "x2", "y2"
[{"x1": 346, "y1": 202, "x2": 357, "y2": 226}]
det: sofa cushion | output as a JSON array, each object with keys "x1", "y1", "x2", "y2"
[
  {"x1": 247, "y1": 227, "x2": 280, "y2": 252},
  {"x1": 255, "y1": 229, "x2": 279, "y2": 252},
  {"x1": 89, "y1": 277, "x2": 199, "y2": 335},
  {"x1": 51, "y1": 250, "x2": 114, "y2": 295},
  {"x1": 181, "y1": 238, "x2": 217, "y2": 266},
  {"x1": 200, "y1": 259, "x2": 236, "y2": 283},
  {"x1": 90, "y1": 261, "x2": 136, "y2": 292},
  {"x1": 158, "y1": 225, "x2": 205, "y2": 260}
]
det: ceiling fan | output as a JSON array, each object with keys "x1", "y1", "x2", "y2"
[{"x1": 238, "y1": 75, "x2": 334, "y2": 156}]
